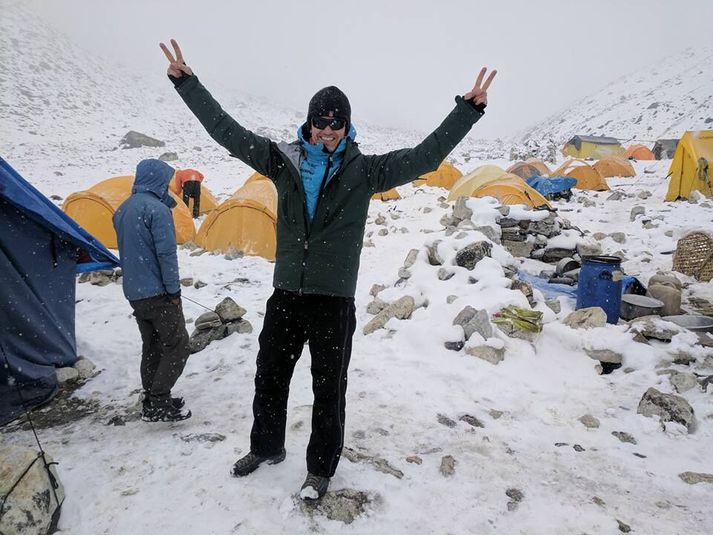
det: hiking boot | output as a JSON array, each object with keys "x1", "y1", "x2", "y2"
[
  {"x1": 141, "y1": 399, "x2": 192, "y2": 422},
  {"x1": 231, "y1": 449, "x2": 286, "y2": 477},
  {"x1": 142, "y1": 391, "x2": 185, "y2": 409},
  {"x1": 299, "y1": 473, "x2": 330, "y2": 500}
]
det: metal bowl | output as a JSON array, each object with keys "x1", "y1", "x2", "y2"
[
  {"x1": 620, "y1": 294, "x2": 664, "y2": 320},
  {"x1": 661, "y1": 315, "x2": 713, "y2": 333}
]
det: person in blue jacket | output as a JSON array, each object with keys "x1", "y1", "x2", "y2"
[{"x1": 113, "y1": 159, "x2": 191, "y2": 422}]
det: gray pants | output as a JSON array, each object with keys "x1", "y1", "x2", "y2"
[{"x1": 129, "y1": 295, "x2": 190, "y2": 401}]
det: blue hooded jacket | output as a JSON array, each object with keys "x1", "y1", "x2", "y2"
[
  {"x1": 297, "y1": 125, "x2": 357, "y2": 223},
  {"x1": 112, "y1": 159, "x2": 181, "y2": 301}
]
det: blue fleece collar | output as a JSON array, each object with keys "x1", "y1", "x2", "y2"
[{"x1": 297, "y1": 124, "x2": 357, "y2": 155}]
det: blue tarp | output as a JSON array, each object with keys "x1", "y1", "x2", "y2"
[
  {"x1": 526, "y1": 176, "x2": 577, "y2": 198},
  {"x1": 0, "y1": 158, "x2": 119, "y2": 426}
]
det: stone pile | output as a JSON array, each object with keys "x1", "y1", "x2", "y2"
[{"x1": 189, "y1": 297, "x2": 253, "y2": 353}]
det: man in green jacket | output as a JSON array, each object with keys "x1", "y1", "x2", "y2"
[{"x1": 161, "y1": 38, "x2": 495, "y2": 500}]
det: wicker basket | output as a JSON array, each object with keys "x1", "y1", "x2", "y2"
[{"x1": 672, "y1": 231, "x2": 713, "y2": 282}]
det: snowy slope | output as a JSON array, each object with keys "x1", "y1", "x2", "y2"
[
  {"x1": 519, "y1": 45, "x2": 713, "y2": 145},
  {"x1": 2, "y1": 3, "x2": 713, "y2": 535}
]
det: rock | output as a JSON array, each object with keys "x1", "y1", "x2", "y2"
[
  {"x1": 297, "y1": 488, "x2": 378, "y2": 525},
  {"x1": 439, "y1": 455, "x2": 456, "y2": 477},
  {"x1": 573, "y1": 444, "x2": 585, "y2": 452},
  {"x1": 612, "y1": 431, "x2": 637, "y2": 444},
  {"x1": 56, "y1": 366, "x2": 79, "y2": 384},
  {"x1": 592, "y1": 232, "x2": 607, "y2": 240},
  {"x1": 489, "y1": 409, "x2": 504, "y2": 419},
  {"x1": 628, "y1": 317, "x2": 679, "y2": 342},
  {"x1": 563, "y1": 307, "x2": 607, "y2": 329},
  {"x1": 195, "y1": 311, "x2": 223, "y2": 330},
  {"x1": 609, "y1": 232, "x2": 626, "y2": 244},
  {"x1": 459, "y1": 414, "x2": 484, "y2": 428},
  {"x1": 362, "y1": 296, "x2": 416, "y2": 335},
  {"x1": 378, "y1": 228, "x2": 389, "y2": 236},
  {"x1": 465, "y1": 345, "x2": 505, "y2": 365},
  {"x1": 670, "y1": 372, "x2": 698, "y2": 393},
  {"x1": 437, "y1": 268, "x2": 455, "y2": 281},
  {"x1": 406, "y1": 456, "x2": 422, "y2": 465},
  {"x1": 637, "y1": 387, "x2": 695, "y2": 432},
  {"x1": 341, "y1": 448, "x2": 403, "y2": 479},
  {"x1": 225, "y1": 319, "x2": 253, "y2": 335},
  {"x1": 503, "y1": 239, "x2": 534, "y2": 258},
  {"x1": 446, "y1": 295, "x2": 458, "y2": 304},
  {"x1": 648, "y1": 273, "x2": 682, "y2": 290},
  {"x1": 398, "y1": 267, "x2": 412, "y2": 279},
  {"x1": 497, "y1": 205, "x2": 510, "y2": 216},
  {"x1": 73, "y1": 357, "x2": 96, "y2": 380},
  {"x1": 511, "y1": 280, "x2": 535, "y2": 306},
  {"x1": 223, "y1": 248, "x2": 244, "y2": 260},
  {"x1": 452, "y1": 197, "x2": 473, "y2": 222},
  {"x1": 576, "y1": 242, "x2": 602, "y2": 257},
  {"x1": 545, "y1": 299, "x2": 561, "y2": 314},
  {"x1": 374, "y1": 215, "x2": 387, "y2": 226},
  {"x1": 106, "y1": 415, "x2": 125, "y2": 426},
  {"x1": 506, "y1": 488, "x2": 524, "y2": 512},
  {"x1": 158, "y1": 151, "x2": 178, "y2": 162},
  {"x1": 437, "y1": 414, "x2": 457, "y2": 428},
  {"x1": 671, "y1": 351, "x2": 696, "y2": 366},
  {"x1": 617, "y1": 519, "x2": 632, "y2": 533},
  {"x1": 189, "y1": 249, "x2": 208, "y2": 257},
  {"x1": 50, "y1": 194, "x2": 63, "y2": 201},
  {"x1": 426, "y1": 241, "x2": 445, "y2": 266},
  {"x1": 630, "y1": 206, "x2": 646, "y2": 222},
  {"x1": 179, "y1": 433, "x2": 226, "y2": 443},
  {"x1": 679, "y1": 472, "x2": 713, "y2": 485},
  {"x1": 120, "y1": 130, "x2": 165, "y2": 149},
  {"x1": 215, "y1": 298, "x2": 247, "y2": 322},
  {"x1": 180, "y1": 277, "x2": 194, "y2": 287},
  {"x1": 189, "y1": 325, "x2": 227, "y2": 353},
  {"x1": 579, "y1": 414, "x2": 600, "y2": 429},
  {"x1": 193, "y1": 280, "x2": 207, "y2": 289},
  {"x1": 647, "y1": 284, "x2": 681, "y2": 316},
  {"x1": 455, "y1": 241, "x2": 492, "y2": 270},
  {"x1": 475, "y1": 225, "x2": 501, "y2": 243},
  {"x1": 367, "y1": 298, "x2": 389, "y2": 315},
  {"x1": 0, "y1": 445, "x2": 65, "y2": 535},
  {"x1": 369, "y1": 284, "x2": 387, "y2": 297},
  {"x1": 403, "y1": 249, "x2": 419, "y2": 269},
  {"x1": 542, "y1": 247, "x2": 576, "y2": 263},
  {"x1": 607, "y1": 191, "x2": 626, "y2": 201},
  {"x1": 88, "y1": 271, "x2": 113, "y2": 286},
  {"x1": 584, "y1": 348, "x2": 623, "y2": 364},
  {"x1": 444, "y1": 341, "x2": 464, "y2": 352}
]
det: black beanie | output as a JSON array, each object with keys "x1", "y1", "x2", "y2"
[{"x1": 307, "y1": 86, "x2": 351, "y2": 127}]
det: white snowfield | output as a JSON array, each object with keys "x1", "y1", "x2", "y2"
[{"x1": 1, "y1": 3, "x2": 712, "y2": 534}]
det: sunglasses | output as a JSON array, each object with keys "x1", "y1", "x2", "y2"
[{"x1": 311, "y1": 116, "x2": 346, "y2": 130}]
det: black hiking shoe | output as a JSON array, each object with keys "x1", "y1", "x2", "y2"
[
  {"x1": 141, "y1": 399, "x2": 192, "y2": 422},
  {"x1": 142, "y1": 391, "x2": 185, "y2": 409},
  {"x1": 231, "y1": 449, "x2": 286, "y2": 477},
  {"x1": 299, "y1": 473, "x2": 330, "y2": 500}
]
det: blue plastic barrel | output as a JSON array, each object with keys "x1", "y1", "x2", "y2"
[{"x1": 576, "y1": 256, "x2": 623, "y2": 324}]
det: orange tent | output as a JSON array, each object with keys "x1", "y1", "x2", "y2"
[
  {"x1": 372, "y1": 188, "x2": 401, "y2": 201},
  {"x1": 506, "y1": 162, "x2": 542, "y2": 180},
  {"x1": 243, "y1": 172, "x2": 271, "y2": 186},
  {"x1": 552, "y1": 159, "x2": 609, "y2": 191},
  {"x1": 593, "y1": 156, "x2": 635, "y2": 178},
  {"x1": 471, "y1": 175, "x2": 551, "y2": 209},
  {"x1": 196, "y1": 180, "x2": 277, "y2": 259},
  {"x1": 625, "y1": 144, "x2": 655, "y2": 160},
  {"x1": 413, "y1": 161, "x2": 462, "y2": 189},
  {"x1": 63, "y1": 175, "x2": 196, "y2": 249}
]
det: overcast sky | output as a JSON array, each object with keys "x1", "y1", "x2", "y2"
[{"x1": 24, "y1": 0, "x2": 713, "y2": 139}]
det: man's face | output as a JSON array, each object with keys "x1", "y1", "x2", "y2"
[{"x1": 309, "y1": 112, "x2": 347, "y2": 152}]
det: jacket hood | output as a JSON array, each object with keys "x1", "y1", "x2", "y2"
[{"x1": 132, "y1": 159, "x2": 177, "y2": 208}]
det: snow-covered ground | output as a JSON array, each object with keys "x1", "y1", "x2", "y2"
[{"x1": 2, "y1": 3, "x2": 713, "y2": 534}]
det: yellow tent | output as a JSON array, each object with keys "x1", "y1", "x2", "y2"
[
  {"x1": 413, "y1": 161, "x2": 462, "y2": 189},
  {"x1": 665, "y1": 130, "x2": 713, "y2": 201},
  {"x1": 63, "y1": 175, "x2": 196, "y2": 249},
  {"x1": 525, "y1": 158, "x2": 551, "y2": 176},
  {"x1": 196, "y1": 180, "x2": 278, "y2": 259},
  {"x1": 593, "y1": 156, "x2": 635, "y2": 178},
  {"x1": 372, "y1": 188, "x2": 401, "y2": 201},
  {"x1": 447, "y1": 165, "x2": 507, "y2": 201},
  {"x1": 506, "y1": 162, "x2": 542, "y2": 180},
  {"x1": 562, "y1": 135, "x2": 625, "y2": 159},
  {"x1": 169, "y1": 176, "x2": 218, "y2": 215},
  {"x1": 471, "y1": 176, "x2": 551, "y2": 209},
  {"x1": 625, "y1": 144, "x2": 655, "y2": 160},
  {"x1": 552, "y1": 159, "x2": 609, "y2": 191}
]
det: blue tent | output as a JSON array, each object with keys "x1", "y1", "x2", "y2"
[{"x1": 0, "y1": 158, "x2": 119, "y2": 425}]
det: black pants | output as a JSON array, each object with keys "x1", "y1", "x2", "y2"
[
  {"x1": 250, "y1": 289, "x2": 356, "y2": 477},
  {"x1": 182, "y1": 180, "x2": 201, "y2": 218},
  {"x1": 130, "y1": 295, "x2": 190, "y2": 401}
]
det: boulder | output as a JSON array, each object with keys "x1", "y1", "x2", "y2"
[
  {"x1": 215, "y1": 297, "x2": 247, "y2": 322},
  {"x1": 0, "y1": 445, "x2": 64, "y2": 535},
  {"x1": 579, "y1": 414, "x2": 600, "y2": 429},
  {"x1": 647, "y1": 284, "x2": 681, "y2": 316},
  {"x1": 120, "y1": 130, "x2": 165, "y2": 149},
  {"x1": 563, "y1": 307, "x2": 607, "y2": 330},
  {"x1": 637, "y1": 387, "x2": 695, "y2": 433},
  {"x1": 455, "y1": 241, "x2": 492, "y2": 270},
  {"x1": 362, "y1": 296, "x2": 416, "y2": 335},
  {"x1": 73, "y1": 357, "x2": 96, "y2": 380},
  {"x1": 584, "y1": 348, "x2": 623, "y2": 364},
  {"x1": 55, "y1": 367, "x2": 79, "y2": 384},
  {"x1": 465, "y1": 345, "x2": 505, "y2": 365},
  {"x1": 195, "y1": 311, "x2": 223, "y2": 330}
]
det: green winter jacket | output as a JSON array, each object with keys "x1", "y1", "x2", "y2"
[{"x1": 174, "y1": 75, "x2": 485, "y2": 297}]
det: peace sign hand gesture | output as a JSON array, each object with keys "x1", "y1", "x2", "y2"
[
  {"x1": 159, "y1": 39, "x2": 193, "y2": 78},
  {"x1": 464, "y1": 67, "x2": 497, "y2": 107}
]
